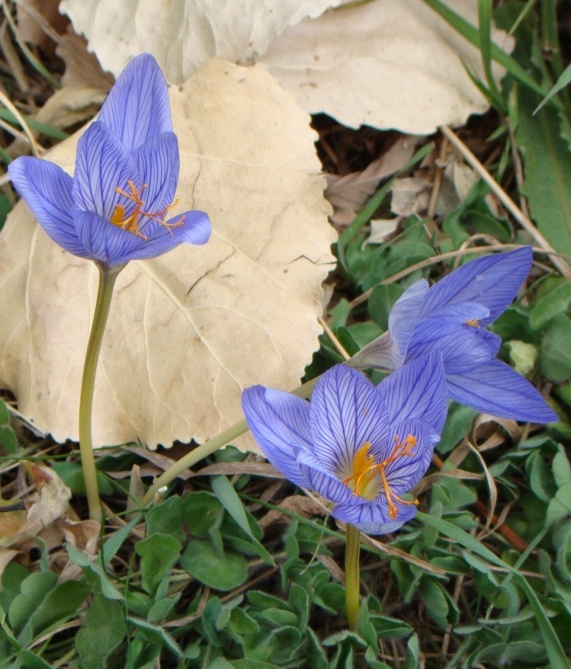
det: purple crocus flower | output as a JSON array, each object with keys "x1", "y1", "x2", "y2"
[
  {"x1": 242, "y1": 354, "x2": 447, "y2": 535},
  {"x1": 8, "y1": 54, "x2": 210, "y2": 267},
  {"x1": 350, "y1": 247, "x2": 557, "y2": 423}
]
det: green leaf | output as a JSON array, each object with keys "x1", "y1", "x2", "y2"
[
  {"x1": 76, "y1": 595, "x2": 126, "y2": 669},
  {"x1": 127, "y1": 617, "x2": 183, "y2": 658},
  {"x1": 535, "y1": 61, "x2": 571, "y2": 113},
  {"x1": 135, "y1": 534, "x2": 182, "y2": 595},
  {"x1": 515, "y1": 85, "x2": 571, "y2": 256},
  {"x1": 180, "y1": 540, "x2": 248, "y2": 591},
  {"x1": 144, "y1": 497, "x2": 185, "y2": 542},
  {"x1": 417, "y1": 512, "x2": 569, "y2": 669},
  {"x1": 531, "y1": 282, "x2": 571, "y2": 330},
  {"x1": 8, "y1": 573, "x2": 57, "y2": 635},
  {"x1": 368, "y1": 284, "x2": 404, "y2": 330},
  {"x1": 65, "y1": 544, "x2": 123, "y2": 600},
  {"x1": 540, "y1": 314, "x2": 571, "y2": 382},
  {"x1": 211, "y1": 475, "x2": 274, "y2": 565}
]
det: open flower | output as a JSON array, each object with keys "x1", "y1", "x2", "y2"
[
  {"x1": 242, "y1": 354, "x2": 447, "y2": 535},
  {"x1": 350, "y1": 247, "x2": 556, "y2": 423},
  {"x1": 8, "y1": 54, "x2": 211, "y2": 268}
]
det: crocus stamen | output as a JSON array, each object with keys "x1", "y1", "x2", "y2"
[
  {"x1": 110, "y1": 180, "x2": 183, "y2": 239},
  {"x1": 343, "y1": 442, "x2": 378, "y2": 499},
  {"x1": 465, "y1": 319, "x2": 480, "y2": 327},
  {"x1": 378, "y1": 435, "x2": 419, "y2": 520}
]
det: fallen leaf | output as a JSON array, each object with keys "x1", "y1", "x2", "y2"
[
  {"x1": 34, "y1": 86, "x2": 108, "y2": 132},
  {"x1": 363, "y1": 219, "x2": 400, "y2": 246},
  {"x1": 261, "y1": 0, "x2": 514, "y2": 133},
  {"x1": 59, "y1": 0, "x2": 341, "y2": 83},
  {"x1": 325, "y1": 135, "x2": 418, "y2": 225},
  {"x1": 0, "y1": 59, "x2": 335, "y2": 450}
]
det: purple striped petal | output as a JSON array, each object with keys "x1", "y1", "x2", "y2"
[
  {"x1": 407, "y1": 320, "x2": 499, "y2": 375},
  {"x1": 446, "y1": 359, "x2": 557, "y2": 423},
  {"x1": 332, "y1": 498, "x2": 417, "y2": 535},
  {"x1": 382, "y1": 420, "x2": 434, "y2": 494},
  {"x1": 8, "y1": 157, "x2": 89, "y2": 258},
  {"x1": 298, "y1": 459, "x2": 357, "y2": 504},
  {"x1": 309, "y1": 365, "x2": 390, "y2": 477},
  {"x1": 388, "y1": 279, "x2": 429, "y2": 364},
  {"x1": 423, "y1": 301, "x2": 490, "y2": 324},
  {"x1": 377, "y1": 353, "x2": 447, "y2": 434},
  {"x1": 241, "y1": 386, "x2": 311, "y2": 488},
  {"x1": 73, "y1": 122, "x2": 139, "y2": 220},
  {"x1": 133, "y1": 132, "x2": 179, "y2": 218},
  {"x1": 118, "y1": 210, "x2": 211, "y2": 262},
  {"x1": 72, "y1": 210, "x2": 143, "y2": 265},
  {"x1": 97, "y1": 54, "x2": 172, "y2": 151},
  {"x1": 419, "y1": 247, "x2": 532, "y2": 325}
]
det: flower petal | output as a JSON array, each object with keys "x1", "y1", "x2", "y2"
[
  {"x1": 309, "y1": 365, "x2": 390, "y2": 476},
  {"x1": 73, "y1": 122, "x2": 139, "y2": 220},
  {"x1": 423, "y1": 301, "x2": 490, "y2": 324},
  {"x1": 377, "y1": 353, "x2": 447, "y2": 434},
  {"x1": 446, "y1": 359, "x2": 557, "y2": 423},
  {"x1": 73, "y1": 210, "x2": 143, "y2": 265},
  {"x1": 241, "y1": 386, "x2": 311, "y2": 488},
  {"x1": 298, "y1": 459, "x2": 357, "y2": 504},
  {"x1": 419, "y1": 247, "x2": 532, "y2": 325},
  {"x1": 8, "y1": 157, "x2": 88, "y2": 258},
  {"x1": 382, "y1": 420, "x2": 435, "y2": 494},
  {"x1": 388, "y1": 279, "x2": 429, "y2": 363},
  {"x1": 97, "y1": 54, "x2": 172, "y2": 151},
  {"x1": 407, "y1": 320, "x2": 499, "y2": 375},
  {"x1": 332, "y1": 498, "x2": 417, "y2": 535},
  {"x1": 117, "y1": 210, "x2": 211, "y2": 262},
  {"x1": 133, "y1": 132, "x2": 179, "y2": 216}
]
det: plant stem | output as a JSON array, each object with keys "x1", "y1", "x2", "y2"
[
  {"x1": 79, "y1": 263, "x2": 122, "y2": 522},
  {"x1": 141, "y1": 375, "x2": 320, "y2": 508},
  {"x1": 345, "y1": 523, "x2": 361, "y2": 631}
]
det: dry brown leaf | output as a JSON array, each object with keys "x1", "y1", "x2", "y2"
[
  {"x1": 0, "y1": 58, "x2": 335, "y2": 450},
  {"x1": 56, "y1": 31, "x2": 115, "y2": 89},
  {"x1": 34, "y1": 86, "x2": 108, "y2": 131},
  {"x1": 261, "y1": 0, "x2": 514, "y2": 133},
  {"x1": 325, "y1": 135, "x2": 418, "y2": 225},
  {"x1": 60, "y1": 0, "x2": 341, "y2": 82}
]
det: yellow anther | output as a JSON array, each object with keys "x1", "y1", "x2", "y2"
[
  {"x1": 110, "y1": 180, "x2": 183, "y2": 239},
  {"x1": 465, "y1": 319, "x2": 480, "y2": 327}
]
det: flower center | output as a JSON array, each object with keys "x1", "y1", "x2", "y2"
[
  {"x1": 342, "y1": 435, "x2": 419, "y2": 519},
  {"x1": 109, "y1": 180, "x2": 182, "y2": 239},
  {"x1": 465, "y1": 319, "x2": 480, "y2": 327}
]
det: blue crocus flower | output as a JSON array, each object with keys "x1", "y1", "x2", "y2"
[
  {"x1": 8, "y1": 54, "x2": 211, "y2": 267},
  {"x1": 242, "y1": 354, "x2": 447, "y2": 535},
  {"x1": 350, "y1": 247, "x2": 557, "y2": 423}
]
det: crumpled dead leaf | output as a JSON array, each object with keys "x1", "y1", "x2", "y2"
[
  {"x1": 60, "y1": 0, "x2": 341, "y2": 83},
  {"x1": 0, "y1": 58, "x2": 335, "y2": 450},
  {"x1": 0, "y1": 463, "x2": 71, "y2": 550},
  {"x1": 260, "y1": 0, "x2": 514, "y2": 133}
]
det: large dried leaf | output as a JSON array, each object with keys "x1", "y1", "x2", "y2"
[
  {"x1": 59, "y1": 0, "x2": 340, "y2": 83},
  {"x1": 260, "y1": 0, "x2": 514, "y2": 133},
  {"x1": 0, "y1": 58, "x2": 335, "y2": 449}
]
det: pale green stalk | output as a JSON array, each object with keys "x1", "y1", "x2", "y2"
[
  {"x1": 345, "y1": 523, "x2": 361, "y2": 631},
  {"x1": 79, "y1": 263, "x2": 123, "y2": 522}
]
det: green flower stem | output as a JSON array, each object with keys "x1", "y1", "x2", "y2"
[
  {"x1": 345, "y1": 523, "x2": 361, "y2": 631},
  {"x1": 79, "y1": 263, "x2": 123, "y2": 522},
  {"x1": 141, "y1": 375, "x2": 320, "y2": 508}
]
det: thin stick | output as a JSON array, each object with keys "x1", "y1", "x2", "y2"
[
  {"x1": 0, "y1": 88, "x2": 41, "y2": 157},
  {"x1": 318, "y1": 315, "x2": 350, "y2": 361},
  {"x1": 440, "y1": 125, "x2": 571, "y2": 279}
]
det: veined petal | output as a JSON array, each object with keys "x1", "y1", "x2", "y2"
[
  {"x1": 8, "y1": 157, "x2": 88, "y2": 257},
  {"x1": 332, "y1": 498, "x2": 417, "y2": 535},
  {"x1": 97, "y1": 54, "x2": 172, "y2": 151},
  {"x1": 407, "y1": 320, "x2": 496, "y2": 375},
  {"x1": 73, "y1": 122, "x2": 139, "y2": 219},
  {"x1": 309, "y1": 365, "x2": 390, "y2": 476},
  {"x1": 73, "y1": 210, "x2": 143, "y2": 265},
  {"x1": 241, "y1": 386, "x2": 311, "y2": 488},
  {"x1": 377, "y1": 353, "x2": 447, "y2": 434},
  {"x1": 298, "y1": 460, "x2": 357, "y2": 504},
  {"x1": 118, "y1": 210, "x2": 211, "y2": 262},
  {"x1": 419, "y1": 247, "x2": 532, "y2": 325},
  {"x1": 423, "y1": 301, "x2": 490, "y2": 324},
  {"x1": 446, "y1": 359, "x2": 557, "y2": 423},
  {"x1": 382, "y1": 419, "x2": 434, "y2": 494},
  {"x1": 388, "y1": 279, "x2": 429, "y2": 363},
  {"x1": 133, "y1": 132, "x2": 179, "y2": 215}
]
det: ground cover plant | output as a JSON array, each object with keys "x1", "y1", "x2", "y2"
[{"x1": 0, "y1": 1, "x2": 570, "y2": 668}]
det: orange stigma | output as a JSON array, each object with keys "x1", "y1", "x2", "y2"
[
  {"x1": 110, "y1": 180, "x2": 183, "y2": 239},
  {"x1": 465, "y1": 319, "x2": 480, "y2": 327},
  {"x1": 342, "y1": 435, "x2": 419, "y2": 519}
]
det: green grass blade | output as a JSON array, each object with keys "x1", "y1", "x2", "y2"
[
  {"x1": 535, "y1": 62, "x2": 571, "y2": 114},
  {"x1": 478, "y1": 0, "x2": 504, "y2": 109},
  {"x1": 417, "y1": 512, "x2": 569, "y2": 669}
]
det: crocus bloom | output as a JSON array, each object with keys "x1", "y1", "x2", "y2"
[
  {"x1": 242, "y1": 354, "x2": 447, "y2": 534},
  {"x1": 350, "y1": 247, "x2": 557, "y2": 423},
  {"x1": 8, "y1": 54, "x2": 210, "y2": 267}
]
